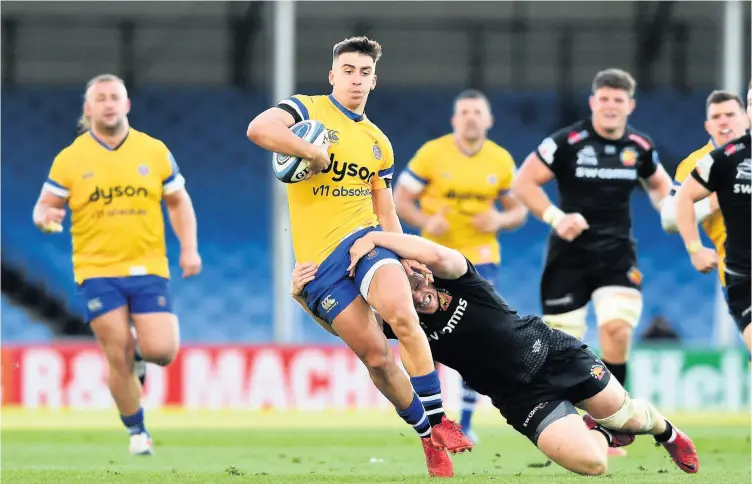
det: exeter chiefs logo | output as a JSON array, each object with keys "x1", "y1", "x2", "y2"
[
  {"x1": 590, "y1": 364, "x2": 606, "y2": 381},
  {"x1": 437, "y1": 289, "x2": 452, "y2": 311},
  {"x1": 627, "y1": 267, "x2": 643, "y2": 286},
  {"x1": 620, "y1": 148, "x2": 637, "y2": 167}
]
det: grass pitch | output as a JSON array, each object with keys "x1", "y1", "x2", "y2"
[{"x1": 2, "y1": 408, "x2": 750, "y2": 483}]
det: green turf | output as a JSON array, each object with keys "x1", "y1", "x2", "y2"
[{"x1": 2, "y1": 423, "x2": 749, "y2": 483}]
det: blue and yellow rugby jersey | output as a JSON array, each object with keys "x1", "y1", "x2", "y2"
[
  {"x1": 674, "y1": 140, "x2": 728, "y2": 285},
  {"x1": 398, "y1": 134, "x2": 516, "y2": 265},
  {"x1": 42, "y1": 129, "x2": 185, "y2": 283},
  {"x1": 277, "y1": 94, "x2": 395, "y2": 264}
]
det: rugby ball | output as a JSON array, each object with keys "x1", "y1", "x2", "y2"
[{"x1": 273, "y1": 120, "x2": 328, "y2": 184}]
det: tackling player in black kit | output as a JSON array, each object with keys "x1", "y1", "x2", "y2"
[
  {"x1": 674, "y1": 81, "x2": 752, "y2": 351},
  {"x1": 291, "y1": 231, "x2": 699, "y2": 478},
  {"x1": 511, "y1": 69, "x2": 673, "y2": 437}
]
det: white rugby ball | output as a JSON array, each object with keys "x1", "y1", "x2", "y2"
[{"x1": 273, "y1": 120, "x2": 328, "y2": 184}]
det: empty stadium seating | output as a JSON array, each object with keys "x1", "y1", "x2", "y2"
[{"x1": 1, "y1": 87, "x2": 720, "y2": 344}]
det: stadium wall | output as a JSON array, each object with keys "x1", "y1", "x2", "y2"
[{"x1": 2, "y1": 344, "x2": 747, "y2": 412}]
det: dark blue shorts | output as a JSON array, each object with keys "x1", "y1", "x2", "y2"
[
  {"x1": 303, "y1": 226, "x2": 402, "y2": 325},
  {"x1": 77, "y1": 275, "x2": 173, "y2": 323},
  {"x1": 475, "y1": 263, "x2": 499, "y2": 286}
]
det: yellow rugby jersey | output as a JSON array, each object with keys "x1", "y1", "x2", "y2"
[
  {"x1": 43, "y1": 129, "x2": 185, "y2": 283},
  {"x1": 277, "y1": 94, "x2": 395, "y2": 263},
  {"x1": 675, "y1": 140, "x2": 727, "y2": 285},
  {"x1": 398, "y1": 134, "x2": 516, "y2": 265}
]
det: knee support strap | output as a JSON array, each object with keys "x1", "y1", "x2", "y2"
[
  {"x1": 592, "y1": 286, "x2": 643, "y2": 328},
  {"x1": 543, "y1": 307, "x2": 587, "y2": 339},
  {"x1": 595, "y1": 394, "x2": 658, "y2": 434}
]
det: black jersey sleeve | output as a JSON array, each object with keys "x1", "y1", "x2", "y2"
[
  {"x1": 690, "y1": 151, "x2": 722, "y2": 192},
  {"x1": 637, "y1": 146, "x2": 661, "y2": 179},
  {"x1": 534, "y1": 129, "x2": 570, "y2": 176}
]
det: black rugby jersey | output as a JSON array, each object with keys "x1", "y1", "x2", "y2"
[
  {"x1": 383, "y1": 261, "x2": 581, "y2": 396},
  {"x1": 535, "y1": 119, "x2": 662, "y2": 256},
  {"x1": 691, "y1": 133, "x2": 751, "y2": 274}
]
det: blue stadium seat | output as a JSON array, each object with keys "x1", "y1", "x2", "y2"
[
  {"x1": 0, "y1": 87, "x2": 719, "y2": 344},
  {"x1": 1, "y1": 296, "x2": 54, "y2": 342}
]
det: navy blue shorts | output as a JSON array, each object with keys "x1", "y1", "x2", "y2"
[
  {"x1": 303, "y1": 226, "x2": 402, "y2": 325},
  {"x1": 77, "y1": 275, "x2": 173, "y2": 322},
  {"x1": 475, "y1": 263, "x2": 499, "y2": 286}
]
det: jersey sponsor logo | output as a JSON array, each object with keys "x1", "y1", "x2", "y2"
[
  {"x1": 604, "y1": 145, "x2": 617, "y2": 155},
  {"x1": 444, "y1": 190, "x2": 489, "y2": 201},
  {"x1": 620, "y1": 147, "x2": 638, "y2": 167},
  {"x1": 89, "y1": 185, "x2": 149, "y2": 205},
  {"x1": 575, "y1": 167, "x2": 637, "y2": 180},
  {"x1": 568, "y1": 130, "x2": 589, "y2": 145},
  {"x1": 590, "y1": 364, "x2": 606, "y2": 381},
  {"x1": 437, "y1": 289, "x2": 452, "y2": 311},
  {"x1": 311, "y1": 185, "x2": 372, "y2": 197},
  {"x1": 628, "y1": 133, "x2": 651, "y2": 150},
  {"x1": 733, "y1": 183, "x2": 751, "y2": 194},
  {"x1": 321, "y1": 154, "x2": 376, "y2": 183},
  {"x1": 736, "y1": 159, "x2": 751, "y2": 180},
  {"x1": 537, "y1": 137, "x2": 558, "y2": 164},
  {"x1": 576, "y1": 146, "x2": 598, "y2": 166},
  {"x1": 522, "y1": 402, "x2": 548, "y2": 428},
  {"x1": 440, "y1": 298, "x2": 467, "y2": 334}
]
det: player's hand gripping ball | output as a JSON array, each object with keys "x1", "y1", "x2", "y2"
[{"x1": 273, "y1": 120, "x2": 329, "y2": 183}]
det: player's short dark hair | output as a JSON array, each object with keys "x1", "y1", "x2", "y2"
[
  {"x1": 454, "y1": 89, "x2": 489, "y2": 105},
  {"x1": 332, "y1": 36, "x2": 382, "y2": 64},
  {"x1": 705, "y1": 90, "x2": 744, "y2": 111},
  {"x1": 591, "y1": 69, "x2": 636, "y2": 97}
]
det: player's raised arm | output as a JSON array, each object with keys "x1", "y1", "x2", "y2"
[
  {"x1": 512, "y1": 147, "x2": 589, "y2": 242},
  {"x1": 675, "y1": 156, "x2": 719, "y2": 274},
  {"x1": 246, "y1": 98, "x2": 330, "y2": 173},
  {"x1": 348, "y1": 232, "x2": 467, "y2": 280},
  {"x1": 636, "y1": 146, "x2": 673, "y2": 211}
]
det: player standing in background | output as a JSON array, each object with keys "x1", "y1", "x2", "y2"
[
  {"x1": 247, "y1": 37, "x2": 472, "y2": 476},
  {"x1": 673, "y1": 82, "x2": 752, "y2": 351},
  {"x1": 32, "y1": 74, "x2": 201, "y2": 455},
  {"x1": 511, "y1": 69, "x2": 673, "y2": 457},
  {"x1": 394, "y1": 89, "x2": 528, "y2": 442},
  {"x1": 660, "y1": 90, "x2": 750, "y2": 290}
]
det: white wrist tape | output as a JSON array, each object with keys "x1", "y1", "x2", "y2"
[{"x1": 542, "y1": 205, "x2": 566, "y2": 228}]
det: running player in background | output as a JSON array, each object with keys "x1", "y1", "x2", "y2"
[
  {"x1": 32, "y1": 74, "x2": 201, "y2": 455},
  {"x1": 511, "y1": 69, "x2": 673, "y2": 457},
  {"x1": 292, "y1": 231, "x2": 699, "y2": 476},
  {"x1": 394, "y1": 89, "x2": 527, "y2": 441},
  {"x1": 247, "y1": 37, "x2": 472, "y2": 472},
  {"x1": 674, "y1": 82, "x2": 752, "y2": 351},
  {"x1": 660, "y1": 90, "x2": 750, "y2": 290}
]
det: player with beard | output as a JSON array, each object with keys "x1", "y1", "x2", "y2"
[
  {"x1": 660, "y1": 90, "x2": 750, "y2": 292},
  {"x1": 511, "y1": 70, "x2": 673, "y2": 457},
  {"x1": 33, "y1": 74, "x2": 201, "y2": 455},
  {"x1": 673, "y1": 82, "x2": 752, "y2": 351},
  {"x1": 290, "y1": 232, "x2": 700, "y2": 477},
  {"x1": 394, "y1": 89, "x2": 528, "y2": 441}
]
